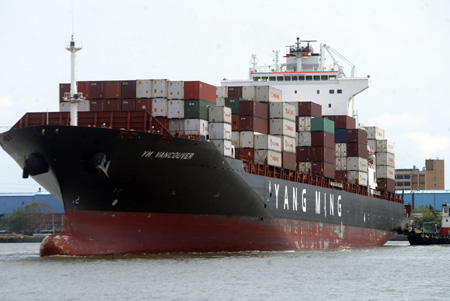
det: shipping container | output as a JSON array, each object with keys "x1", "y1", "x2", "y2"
[
  {"x1": 151, "y1": 98, "x2": 168, "y2": 117},
  {"x1": 311, "y1": 131, "x2": 335, "y2": 148},
  {"x1": 368, "y1": 140, "x2": 377, "y2": 154},
  {"x1": 376, "y1": 139, "x2": 395, "y2": 154},
  {"x1": 216, "y1": 86, "x2": 228, "y2": 99},
  {"x1": 282, "y1": 136, "x2": 296, "y2": 153},
  {"x1": 298, "y1": 101, "x2": 322, "y2": 117},
  {"x1": 153, "y1": 79, "x2": 168, "y2": 98},
  {"x1": 335, "y1": 143, "x2": 347, "y2": 158},
  {"x1": 296, "y1": 146, "x2": 312, "y2": 162},
  {"x1": 255, "y1": 150, "x2": 282, "y2": 167},
  {"x1": 297, "y1": 131, "x2": 311, "y2": 147},
  {"x1": 216, "y1": 97, "x2": 225, "y2": 106},
  {"x1": 136, "y1": 80, "x2": 152, "y2": 98},
  {"x1": 231, "y1": 132, "x2": 240, "y2": 148},
  {"x1": 269, "y1": 103, "x2": 296, "y2": 121},
  {"x1": 59, "y1": 101, "x2": 90, "y2": 112},
  {"x1": 297, "y1": 116, "x2": 312, "y2": 132},
  {"x1": 121, "y1": 98, "x2": 137, "y2": 111},
  {"x1": 168, "y1": 81, "x2": 184, "y2": 100},
  {"x1": 227, "y1": 86, "x2": 242, "y2": 98},
  {"x1": 282, "y1": 152, "x2": 296, "y2": 170},
  {"x1": 136, "y1": 99, "x2": 152, "y2": 111},
  {"x1": 168, "y1": 100, "x2": 184, "y2": 119},
  {"x1": 209, "y1": 123, "x2": 232, "y2": 140},
  {"x1": 376, "y1": 166, "x2": 395, "y2": 180},
  {"x1": 121, "y1": 80, "x2": 136, "y2": 99},
  {"x1": 231, "y1": 114, "x2": 240, "y2": 131},
  {"x1": 239, "y1": 101, "x2": 268, "y2": 119},
  {"x1": 90, "y1": 81, "x2": 105, "y2": 99},
  {"x1": 184, "y1": 99, "x2": 212, "y2": 119},
  {"x1": 105, "y1": 81, "x2": 122, "y2": 99},
  {"x1": 236, "y1": 148, "x2": 254, "y2": 162},
  {"x1": 240, "y1": 116, "x2": 268, "y2": 134},
  {"x1": 376, "y1": 152, "x2": 395, "y2": 167},
  {"x1": 184, "y1": 81, "x2": 216, "y2": 103},
  {"x1": 346, "y1": 128, "x2": 368, "y2": 144},
  {"x1": 377, "y1": 178, "x2": 396, "y2": 193},
  {"x1": 323, "y1": 115, "x2": 356, "y2": 129},
  {"x1": 335, "y1": 157, "x2": 347, "y2": 171},
  {"x1": 78, "y1": 81, "x2": 91, "y2": 99},
  {"x1": 335, "y1": 170, "x2": 347, "y2": 182},
  {"x1": 211, "y1": 139, "x2": 234, "y2": 158},
  {"x1": 59, "y1": 83, "x2": 71, "y2": 102},
  {"x1": 104, "y1": 99, "x2": 121, "y2": 111},
  {"x1": 365, "y1": 126, "x2": 385, "y2": 140},
  {"x1": 255, "y1": 86, "x2": 282, "y2": 103},
  {"x1": 348, "y1": 171, "x2": 368, "y2": 186},
  {"x1": 269, "y1": 119, "x2": 296, "y2": 137},
  {"x1": 89, "y1": 100, "x2": 104, "y2": 111},
  {"x1": 254, "y1": 134, "x2": 282, "y2": 152},
  {"x1": 347, "y1": 157, "x2": 368, "y2": 171},
  {"x1": 298, "y1": 162, "x2": 312, "y2": 174},
  {"x1": 335, "y1": 129, "x2": 347, "y2": 143},
  {"x1": 347, "y1": 143, "x2": 368, "y2": 159},
  {"x1": 311, "y1": 162, "x2": 335, "y2": 179},
  {"x1": 311, "y1": 147, "x2": 335, "y2": 163},
  {"x1": 225, "y1": 97, "x2": 241, "y2": 114},
  {"x1": 169, "y1": 119, "x2": 185, "y2": 135},
  {"x1": 242, "y1": 86, "x2": 256, "y2": 101},
  {"x1": 209, "y1": 106, "x2": 232, "y2": 124},
  {"x1": 239, "y1": 131, "x2": 257, "y2": 148},
  {"x1": 184, "y1": 119, "x2": 209, "y2": 136},
  {"x1": 311, "y1": 118, "x2": 335, "y2": 134}
]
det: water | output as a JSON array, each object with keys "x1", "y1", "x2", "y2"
[{"x1": 0, "y1": 241, "x2": 448, "y2": 301}]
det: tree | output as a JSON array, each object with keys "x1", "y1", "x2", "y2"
[
  {"x1": 7, "y1": 207, "x2": 28, "y2": 233},
  {"x1": 412, "y1": 204, "x2": 441, "y2": 229},
  {"x1": 6, "y1": 202, "x2": 51, "y2": 235}
]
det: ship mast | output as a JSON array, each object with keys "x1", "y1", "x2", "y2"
[{"x1": 64, "y1": 35, "x2": 84, "y2": 126}]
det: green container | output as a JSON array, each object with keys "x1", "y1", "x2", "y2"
[
  {"x1": 225, "y1": 97, "x2": 242, "y2": 114},
  {"x1": 311, "y1": 118, "x2": 335, "y2": 134},
  {"x1": 184, "y1": 99, "x2": 213, "y2": 119}
]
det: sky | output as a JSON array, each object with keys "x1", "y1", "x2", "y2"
[{"x1": 1, "y1": 0, "x2": 450, "y2": 192}]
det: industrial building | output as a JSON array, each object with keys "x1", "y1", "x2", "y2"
[{"x1": 395, "y1": 159, "x2": 444, "y2": 191}]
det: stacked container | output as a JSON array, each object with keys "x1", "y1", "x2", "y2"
[
  {"x1": 346, "y1": 128, "x2": 369, "y2": 186},
  {"x1": 209, "y1": 106, "x2": 233, "y2": 158}
]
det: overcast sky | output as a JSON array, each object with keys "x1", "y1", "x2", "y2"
[{"x1": 1, "y1": 0, "x2": 450, "y2": 192}]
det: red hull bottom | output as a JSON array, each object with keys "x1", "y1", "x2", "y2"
[{"x1": 40, "y1": 210, "x2": 394, "y2": 256}]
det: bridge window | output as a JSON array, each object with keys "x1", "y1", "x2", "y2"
[
  {"x1": 313, "y1": 75, "x2": 320, "y2": 81},
  {"x1": 329, "y1": 90, "x2": 334, "y2": 94},
  {"x1": 262, "y1": 77, "x2": 268, "y2": 82},
  {"x1": 306, "y1": 76, "x2": 312, "y2": 81},
  {"x1": 277, "y1": 76, "x2": 283, "y2": 81},
  {"x1": 253, "y1": 77, "x2": 260, "y2": 82},
  {"x1": 299, "y1": 76, "x2": 305, "y2": 81},
  {"x1": 317, "y1": 90, "x2": 320, "y2": 94},
  {"x1": 292, "y1": 76, "x2": 298, "y2": 81},
  {"x1": 329, "y1": 75, "x2": 337, "y2": 80},
  {"x1": 285, "y1": 76, "x2": 291, "y2": 81},
  {"x1": 337, "y1": 89, "x2": 342, "y2": 94},
  {"x1": 321, "y1": 75, "x2": 328, "y2": 80},
  {"x1": 269, "y1": 76, "x2": 276, "y2": 81}
]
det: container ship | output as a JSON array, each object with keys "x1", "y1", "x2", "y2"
[{"x1": 0, "y1": 36, "x2": 407, "y2": 256}]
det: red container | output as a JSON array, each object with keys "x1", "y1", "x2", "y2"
[
  {"x1": 298, "y1": 101, "x2": 322, "y2": 117},
  {"x1": 239, "y1": 101, "x2": 268, "y2": 119},
  {"x1": 90, "y1": 81, "x2": 105, "y2": 99},
  {"x1": 377, "y1": 178, "x2": 396, "y2": 193},
  {"x1": 335, "y1": 171, "x2": 347, "y2": 182},
  {"x1": 121, "y1": 99, "x2": 136, "y2": 111},
  {"x1": 296, "y1": 146, "x2": 312, "y2": 162},
  {"x1": 78, "y1": 81, "x2": 91, "y2": 99},
  {"x1": 136, "y1": 99, "x2": 152, "y2": 111},
  {"x1": 312, "y1": 162, "x2": 335, "y2": 179},
  {"x1": 184, "y1": 81, "x2": 216, "y2": 103},
  {"x1": 311, "y1": 147, "x2": 335, "y2": 163},
  {"x1": 103, "y1": 99, "x2": 121, "y2": 111},
  {"x1": 282, "y1": 152, "x2": 296, "y2": 170},
  {"x1": 105, "y1": 81, "x2": 122, "y2": 99},
  {"x1": 232, "y1": 114, "x2": 240, "y2": 131},
  {"x1": 59, "y1": 83, "x2": 70, "y2": 102},
  {"x1": 347, "y1": 143, "x2": 368, "y2": 158},
  {"x1": 236, "y1": 148, "x2": 254, "y2": 162},
  {"x1": 324, "y1": 115, "x2": 356, "y2": 129},
  {"x1": 311, "y1": 131, "x2": 335, "y2": 148},
  {"x1": 122, "y1": 80, "x2": 137, "y2": 99},
  {"x1": 228, "y1": 86, "x2": 243, "y2": 98},
  {"x1": 90, "y1": 100, "x2": 104, "y2": 111},
  {"x1": 347, "y1": 129, "x2": 368, "y2": 144},
  {"x1": 239, "y1": 116, "x2": 268, "y2": 134}
]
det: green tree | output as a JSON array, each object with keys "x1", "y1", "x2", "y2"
[
  {"x1": 7, "y1": 207, "x2": 28, "y2": 233},
  {"x1": 412, "y1": 204, "x2": 441, "y2": 229},
  {"x1": 24, "y1": 202, "x2": 51, "y2": 234}
]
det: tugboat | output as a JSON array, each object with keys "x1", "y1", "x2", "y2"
[{"x1": 404, "y1": 203, "x2": 450, "y2": 245}]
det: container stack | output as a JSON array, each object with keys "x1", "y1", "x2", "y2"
[
  {"x1": 209, "y1": 106, "x2": 234, "y2": 158},
  {"x1": 346, "y1": 128, "x2": 369, "y2": 186},
  {"x1": 310, "y1": 118, "x2": 336, "y2": 178}
]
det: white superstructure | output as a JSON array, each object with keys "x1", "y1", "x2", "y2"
[{"x1": 222, "y1": 37, "x2": 369, "y2": 118}]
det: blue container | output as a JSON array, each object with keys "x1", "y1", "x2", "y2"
[{"x1": 335, "y1": 129, "x2": 347, "y2": 143}]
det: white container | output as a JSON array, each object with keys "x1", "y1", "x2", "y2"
[
  {"x1": 152, "y1": 79, "x2": 168, "y2": 98},
  {"x1": 376, "y1": 140, "x2": 395, "y2": 154},
  {"x1": 297, "y1": 132, "x2": 311, "y2": 146},
  {"x1": 255, "y1": 150, "x2": 282, "y2": 167},
  {"x1": 242, "y1": 86, "x2": 256, "y2": 101},
  {"x1": 184, "y1": 119, "x2": 209, "y2": 136},
  {"x1": 209, "y1": 106, "x2": 232, "y2": 124},
  {"x1": 367, "y1": 140, "x2": 377, "y2": 154},
  {"x1": 168, "y1": 81, "x2": 184, "y2": 99},
  {"x1": 136, "y1": 79, "x2": 152, "y2": 98},
  {"x1": 216, "y1": 86, "x2": 228, "y2": 99},
  {"x1": 297, "y1": 116, "x2": 312, "y2": 132},
  {"x1": 60, "y1": 101, "x2": 90, "y2": 112},
  {"x1": 335, "y1": 143, "x2": 347, "y2": 158},
  {"x1": 269, "y1": 103, "x2": 296, "y2": 121},
  {"x1": 209, "y1": 123, "x2": 232, "y2": 140},
  {"x1": 212, "y1": 139, "x2": 234, "y2": 158},
  {"x1": 376, "y1": 152, "x2": 395, "y2": 167},
  {"x1": 270, "y1": 119, "x2": 296, "y2": 138},
  {"x1": 335, "y1": 157, "x2": 347, "y2": 171},
  {"x1": 348, "y1": 171, "x2": 368, "y2": 186},
  {"x1": 151, "y1": 98, "x2": 168, "y2": 117},
  {"x1": 168, "y1": 100, "x2": 184, "y2": 119},
  {"x1": 256, "y1": 86, "x2": 282, "y2": 103},
  {"x1": 282, "y1": 136, "x2": 296, "y2": 153},
  {"x1": 377, "y1": 166, "x2": 395, "y2": 180},
  {"x1": 216, "y1": 97, "x2": 226, "y2": 106},
  {"x1": 298, "y1": 162, "x2": 312, "y2": 174},
  {"x1": 254, "y1": 134, "x2": 282, "y2": 152},
  {"x1": 231, "y1": 132, "x2": 240, "y2": 148},
  {"x1": 365, "y1": 126, "x2": 385, "y2": 140},
  {"x1": 239, "y1": 131, "x2": 256, "y2": 148},
  {"x1": 169, "y1": 119, "x2": 185, "y2": 135},
  {"x1": 347, "y1": 157, "x2": 368, "y2": 171}
]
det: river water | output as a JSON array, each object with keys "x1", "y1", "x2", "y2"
[{"x1": 0, "y1": 241, "x2": 447, "y2": 301}]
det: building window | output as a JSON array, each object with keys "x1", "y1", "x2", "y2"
[
  {"x1": 329, "y1": 90, "x2": 334, "y2": 94},
  {"x1": 397, "y1": 175, "x2": 404, "y2": 179},
  {"x1": 397, "y1": 182, "x2": 404, "y2": 186},
  {"x1": 404, "y1": 175, "x2": 411, "y2": 179}
]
